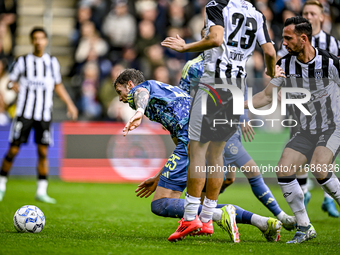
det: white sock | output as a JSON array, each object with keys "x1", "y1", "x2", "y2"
[
  {"x1": 250, "y1": 214, "x2": 269, "y2": 232},
  {"x1": 324, "y1": 191, "x2": 333, "y2": 199},
  {"x1": 212, "y1": 208, "x2": 222, "y2": 221},
  {"x1": 275, "y1": 211, "x2": 286, "y2": 221},
  {"x1": 279, "y1": 179, "x2": 309, "y2": 227},
  {"x1": 183, "y1": 192, "x2": 200, "y2": 221},
  {"x1": 36, "y1": 179, "x2": 48, "y2": 196},
  {"x1": 320, "y1": 173, "x2": 340, "y2": 205},
  {"x1": 199, "y1": 197, "x2": 217, "y2": 223},
  {"x1": 0, "y1": 176, "x2": 7, "y2": 191},
  {"x1": 297, "y1": 173, "x2": 309, "y2": 194}
]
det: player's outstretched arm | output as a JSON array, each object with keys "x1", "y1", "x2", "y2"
[
  {"x1": 123, "y1": 87, "x2": 149, "y2": 136},
  {"x1": 261, "y1": 42, "x2": 276, "y2": 78},
  {"x1": 54, "y1": 83, "x2": 78, "y2": 120},
  {"x1": 135, "y1": 170, "x2": 162, "y2": 198},
  {"x1": 161, "y1": 25, "x2": 224, "y2": 53},
  {"x1": 245, "y1": 66, "x2": 285, "y2": 110}
]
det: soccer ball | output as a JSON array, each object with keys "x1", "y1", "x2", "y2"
[{"x1": 13, "y1": 205, "x2": 45, "y2": 233}]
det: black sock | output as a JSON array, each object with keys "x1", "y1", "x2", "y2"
[
  {"x1": 38, "y1": 174, "x2": 47, "y2": 180},
  {"x1": 0, "y1": 169, "x2": 8, "y2": 177}
]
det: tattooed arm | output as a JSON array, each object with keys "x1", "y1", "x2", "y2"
[
  {"x1": 134, "y1": 87, "x2": 150, "y2": 111},
  {"x1": 123, "y1": 87, "x2": 149, "y2": 136}
]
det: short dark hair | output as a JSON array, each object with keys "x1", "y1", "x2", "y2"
[
  {"x1": 30, "y1": 27, "x2": 48, "y2": 40},
  {"x1": 284, "y1": 16, "x2": 312, "y2": 42},
  {"x1": 113, "y1": 68, "x2": 145, "y2": 88}
]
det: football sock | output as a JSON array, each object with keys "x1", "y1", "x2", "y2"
[
  {"x1": 36, "y1": 179, "x2": 48, "y2": 196},
  {"x1": 150, "y1": 198, "x2": 255, "y2": 225},
  {"x1": 250, "y1": 214, "x2": 269, "y2": 232},
  {"x1": 0, "y1": 176, "x2": 7, "y2": 191},
  {"x1": 0, "y1": 169, "x2": 8, "y2": 177},
  {"x1": 278, "y1": 176, "x2": 309, "y2": 227},
  {"x1": 318, "y1": 172, "x2": 340, "y2": 205},
  {"x1": 183, "y1": 192, "x2": 201, "y2": 221},
  {"x1": 233, "y1": 205, "x2": 253, "y2": 224},
  {"x1": 297, "y1": 173, "x2": 308, "y2": 194},
  {"x1": 212, "y1": 208, "x2": 222, "y2": 221},
  {"x1": 248, "y1": 175, "x2": 282, "y2": 216},
  {"x1": 199, "y1": 197, "x2": 217, "y2": 223}
]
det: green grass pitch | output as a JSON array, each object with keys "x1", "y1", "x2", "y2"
[{"x1": 0, "y1": 178, "x2": 339, "y2": 255}]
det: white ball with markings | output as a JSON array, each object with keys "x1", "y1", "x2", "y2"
[{"x1": 13, "y1": 205, "x2": 45, "y2": 233}]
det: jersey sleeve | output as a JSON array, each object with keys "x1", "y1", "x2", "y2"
[
  {"x1": 51, "y1": 57, "x2": 62, "y2": 85},
  {"x1": 256, "y1": 13, "x2": 271, "y2": 45},
  {"x1": 9, "y1": 56, "x2": 24, "y2": 82},
  {"x1": 330, "y1": 57, "x2": 340, "y2": 85},
  {"x1": 328, "y1": 36, "x2": 340, "y2": 56},
  {"x1": 127, "y1": 82, "x2": 151, "y2": 110},
  {"x1": 205, "y1": 1, "x2": 225, "y2": 27}
]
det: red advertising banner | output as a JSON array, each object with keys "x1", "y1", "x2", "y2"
[{"x1": 61, "y1": 122, "x2": 175, "y2": 183}]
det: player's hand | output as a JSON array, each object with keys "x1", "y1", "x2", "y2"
[
  {"x1": 12, "y1": 83, "x2": 19, "y2": 93},
  {"x1": 67, "y1": 104, "x2": 78, "y2": 120},
  {"x1": 274, "y1": 65, "x2": 286, "y2": 78},
  {"x1": 241, "y1": 121, "x2": 255, "y2": 142},
  {"x1": 135, "y1": 176, "x2": 159, "y2": 198},
  {"x1": 123, "y1": 111, "x2": 143, "y2": 136},
  {"x1": 161, "y1": 34, "x2": 186, "y2": 52}
]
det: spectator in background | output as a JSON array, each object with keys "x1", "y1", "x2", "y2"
[
  {"x1": 0, "y1": 20, "x2": 12, "y2": 59},
  {"x1": 0, "y1": 58, "x2": 15, "y2": 124},
  {"x1": 120, "y1": 47, "x2": 140, "y2": 70},
  {"x1": 135, "y1": 20, "x2": 159, "y2": 59},
  {"x1": 141, "y1": 44, "x2": 166, "y2": 79},
  {"x1": 99, "y1": 63, "x2": 124, "y2": 120},
  {"x1": 167, "y1": 0, "x2": 187, "y2": 28},
  {"x1": 188, "y1": 7, "x2": 205, "y2": 41},
  {"x1": 0, "y1": 0, "x2": 16, "y2": 58},
  {"x1": 102, "y1": 0, "x2": 136, "y2": 62},
  {"x1": 71, "y1": 4, "x2": 92, "y2": 46},
  {"x1": 78, "y1": 61, "x2": 102, "y2": 120},
  {"x1": 79, "y1": 0, "x2": 110, "y2": 32},
  {"x1": 153, "y1": 65, "x2": 170, "y2": 84},
  {"x1": 75, "y1": 20, "x2": 108, "y2": 64}
]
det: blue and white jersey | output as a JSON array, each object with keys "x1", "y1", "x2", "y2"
[
  {"x1": 178, "y1": 54, "x2": 204, "y2": 95},
  {"x1": 127, "y1": 80, "x2": 191, "y2": 140}
]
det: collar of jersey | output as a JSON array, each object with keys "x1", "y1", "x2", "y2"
[{"x1": 295, "y1": 47, "x2": 317, "y2": 66}]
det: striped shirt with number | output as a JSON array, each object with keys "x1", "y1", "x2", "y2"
[
  {"x1": 201, "y1": 0, "x2": 272, "y2": 92},
  {"x1": 10, "y1": 53, "x2": 62, "y2": 122}
]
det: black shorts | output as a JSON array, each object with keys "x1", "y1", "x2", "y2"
[
  {"x1": 188, "y1": 88, "x2": 239, "y2": 143},
  {"x1": 285, "y1": 128, "x2": 340, "y2": 163},
  {"x1": 9, "y1": 116, "x2": 52, "y2": 146}
]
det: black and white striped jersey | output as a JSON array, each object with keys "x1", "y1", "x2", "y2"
[
  {"x1": 200, "y1": 0, "x2": 272, "y2": 90},
  {"x1": 271, "y1": 48, "x2": 340, "y2": 134},
  {"x1": 10, "y1": 53, "x2": 62, "y2": 122},
  {"x1": 278, "y1": 30, "x2": 340, "y2": 57}
]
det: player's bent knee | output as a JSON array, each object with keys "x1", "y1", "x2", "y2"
[
  {"x1": 151, "y1": 198, "x2": 184, "y2": 218},
  {"x1": 151, "y1": 198, "x2": 168, "y2": 217}
]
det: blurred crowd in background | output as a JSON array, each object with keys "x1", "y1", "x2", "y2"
[{"x1": 1, "y1": 0, "x2": 340, "y2": 124}]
